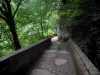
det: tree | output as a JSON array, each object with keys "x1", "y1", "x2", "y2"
[{"x1": 0, "y1": 0, "x2": 22, "y2": 50}]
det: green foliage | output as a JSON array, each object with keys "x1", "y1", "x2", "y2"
[
  {"x1": 0, "y1": 49, "x2": 13, "y2": 57},
  {"x1": 15, "y1": 0, "x2": 58, "y2": 46},
  {"x1": 58, "y1": 9, "x2": 82, "y2": 17},
  {"x1": 0, "y1": 22, "x2": 14, "y2": 56},
  {"x1": 57, "y1": 0, "x2": 84, "y2": 28},
  {"x1": 0, "y1": 0, "x2": 59, "y2": 56}
]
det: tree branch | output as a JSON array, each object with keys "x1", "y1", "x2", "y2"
[
  {"x1": 0, "y1": 15, "x2": 6, "y2": 20},
  {"x1": 13, "y1": 0, "x2": 22, "y2": 18},
  {"x1": 0, "y1": 6, "x2": 8, "y2": 17},
  {"x1": 4, "y1": 0, "x2": 12, "y2": 14},
  {"x1": 0, "y1": 7, "x2": 5, "y2": 14},
  {"x1": 2, "y1": 3, "x2": 7, "y2": 12}
]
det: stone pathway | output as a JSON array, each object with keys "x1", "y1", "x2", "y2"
[{"x1": 27, "y1": 36, "x2": 76, "y2": 75}]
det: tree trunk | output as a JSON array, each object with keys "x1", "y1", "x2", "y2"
[
  {"x1": 0, "y1": 0, "x2": 21, "y2": 50},
  {"x1": 6, "y1": 17, "x2": 21, "y2": 50}
]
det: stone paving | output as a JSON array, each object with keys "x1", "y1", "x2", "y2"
[{"x1": 27, "y1": 36, "x2": 76, "y2": 75}]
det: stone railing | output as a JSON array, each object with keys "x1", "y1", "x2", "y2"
[
  {"x1": 68, "y1": 38, "x2": 100, "y2": 75},
  {"x1": 0, "y1": 38, "x2": 51, "y2": 75}
]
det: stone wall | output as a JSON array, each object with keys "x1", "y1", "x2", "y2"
[
  {"x1": 68, "y1": 38, "x2": 100, "y2": 75},
  {"x1": 0, "y1": 38, "x2": 51, "y2": 75}
]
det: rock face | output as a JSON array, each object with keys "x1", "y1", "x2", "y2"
[
  {"x1": 57, "y1": 15, "x2": 71, "y2": 42},
  {"x1": 57, "y1": 24, "x2": 69, "y2": 42}
]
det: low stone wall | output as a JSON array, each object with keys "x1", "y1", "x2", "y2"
[
  {"x1": 0, "y1": 38, "x2": 51, "y2": 75},
  {"x1": 68, "y1": 38, "x2": 100, "y2": 75}
]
